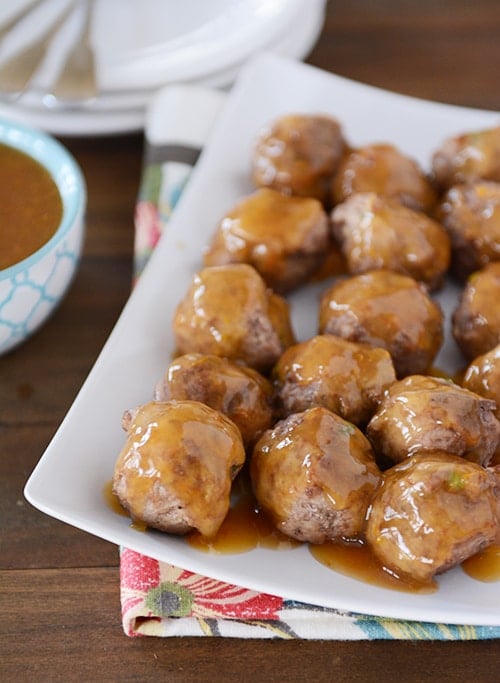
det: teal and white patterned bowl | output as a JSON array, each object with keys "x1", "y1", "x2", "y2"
[{"x1": 0, "y1": 117, "x2": 86, "y2": 355}]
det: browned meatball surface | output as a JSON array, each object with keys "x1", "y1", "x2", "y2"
[
  {"x1": 252, "y1": 113, "x2": 346, "y2": 204},
  {"x1": 438, "y1": 181, "x2": 500, "y2": 280},
  {"x1": 318, "y1": 270, "x2": 444, "y2": 377},
  {"x1": 173, "y1": 264, "x2": 295, "y2": 372},
  {"x1": 331, "y1": 192, "x2": 450, "y2": 290},
  {"x1": 452, "y1": 262, "x2": 500, "y2": 360},
  {"x1": 366, "y1": 374, "x2": 500, "y2": 468},
  {"x1": 251, "y1": 407, "x2": 381, "y2": 544},
  {"x1": 273, "y1": 334, "x2": 396, "y2": 426},
  {"x1": 154, "y1": 353, "x2": 275, "y2": 450},
  {"x1": 203, "y1": 188, "x2": 329, "y2": 293},
  {"x1": 365, "y1": 452, "x2": 499, "y2": 583},
  {"x1": 113, "y1": 400, "x2": 245, "y2": 538},
  {"x1": 461, "y1": 344, "x2": 500, "y2": 420},
  {"x1": 331, "y1": 143, "x2": 437, "y2": 213},
  {"x1": 431, "y1": 126, "x2": 500, "y2": 188}
]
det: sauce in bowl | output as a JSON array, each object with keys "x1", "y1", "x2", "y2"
[{"x1": 0, "y1": 142, "x2": 63, "y2": 269}]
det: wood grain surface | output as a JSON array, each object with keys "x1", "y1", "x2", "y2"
[{"x1": 2, "y1": 2, "x2": 500, "y2": 680}]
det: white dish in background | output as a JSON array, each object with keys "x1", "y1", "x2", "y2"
[
  {"x1": 95, "y1": 0, "x2": 320, "y2": 90},
  {"x1": 0, "y1": 0, "x2": 326, "y2": 135},
  {"x1": 25, "y1": 53, "x2": 500, "y2": 625}
]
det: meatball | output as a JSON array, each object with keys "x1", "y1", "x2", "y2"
[
  {"x1": 318, "y1": 269, "x2": 444, "y2": 377},
  {"x1": 154, "y1": 353, "x2": 274, "y2": 450},
  {"x1": 273, "y1": 334, "x2": 396, "y2": 426},
  {"x1": 251, "y1": 407, "x2": 381, "y2": 544},
  {"x1": 112, "y1": 400, "x2": 245, "y2": 538},
  {"x1": 431, "y1": 125, "x2": 500, "y2": 188},
  {"x1": 366, "y1": 374, "x2": 500, "y2": 468},
  {"x1": 452, "y1": 262, "x2": 500, "y2": 360},
  {"x1": 252, "y1": 113, "x2": 347, "y2": 204},
  {"x1": 365, "y1": 452, "x2": 499, "y2": 583},
  {"x1": 331, "y1": 143, "x2": 437, "y2": 213},
  {"x1": 331, "y1": 192, "x2": 450, "y2": 290},
  {"x1": 461, "y1": 344, "x2": 500, "y2": 419},
  {"x1": 172, "y1": 264, "x2": 295, "y2": 373},
  {"x1": 203, "y1": 188, "x2": 329, "y2": 293},
  {"x1": 437, "y1": 181, "x2": 500, "y2": 280}
]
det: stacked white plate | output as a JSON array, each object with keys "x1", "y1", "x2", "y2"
[{"x1": 0, "y1": 0, "x2": 327, "y2": 135}]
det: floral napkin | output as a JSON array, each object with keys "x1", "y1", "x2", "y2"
[{"x1": 122, "y1": 84, "x2": 500, "y2": 639}]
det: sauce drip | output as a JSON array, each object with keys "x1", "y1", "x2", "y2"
[
  {"x1": 103, "y1": 480, "x2": 128, "y2": 517},
  {"x1": 103, "y1": 480, "x2": 147, "y2": 531},
  {"x1": 188, "y1": 489, "x2": 436, "y2": 593},
  {"x1": 0, "y1": 142, "x2": 63, "y2": 269},
  {"x1": 187, "y1": 491, "x2": 299, "y2": 554},
  {"x1": 461, "y1": 544, "x2": 500, "y2": 582},
  {"x1": 104, "y1": 479, "x2": 498, "y2": 592},
  {"x1": 310, "y1": 540, "x2": 437, "y2": 594}
]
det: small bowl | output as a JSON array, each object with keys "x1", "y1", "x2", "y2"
[{"x1": 0, "y1": 117, "x2": 86, "y2": 355}]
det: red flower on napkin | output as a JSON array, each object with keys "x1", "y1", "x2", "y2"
[{"x1": 120, "y1": 548, "x2": 284, "y2": 636}]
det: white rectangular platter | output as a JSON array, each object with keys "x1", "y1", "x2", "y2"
[{"x1": 25, "y1": 53, "x2": 500, "y2": 625}]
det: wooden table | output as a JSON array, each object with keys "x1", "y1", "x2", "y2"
[{"x1": 2, "y1": 2, "x2": 499, "y2": 680}]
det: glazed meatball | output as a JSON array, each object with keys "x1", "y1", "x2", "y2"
[
  {"x1": 437, "y1": 181, "x2": 500, "y2": 280},
  {"x1": 331, "y1": 143, "x2": 437, "y2": 213},
  {"x1": 366, "y1": 374, "x2": 500, "y2": 468},
  {"x1": 431, "y1": 125, "x2": 500, "y2": 188},
  {"x1": 173, "y1": 264, "x2": 295, "y2": 373},
  {"x1": 113, "y1": 400, "x2": 245, "y2": 538},
  {"x1": 318, "y1": 269, "x2": 444, "y2": 377},
  {"x1": 452, "y1": 262, "x2": 500, "y2": 360},
  {"x1": 331, "y1": 192, "x2": 450, "y2": 290},
  {"x1": 251, "y1": 407, "x2": 381, "y2": 544},
  {"x1": 203, "y1": 188, "x2": 329, "y2": 293},
  {"x1": 273, "y1": 334, "x2": 396, "y2": 425},
  {"x1": 365, "y1": 452, "x2": 499, "y2": 583},
  {"x1": 154, "y1": 353, "x2": 274, "y2": 450},
  {"x1": 461, "y1": 344, "x2": 500, "y2": 420},
  {"x1": 309, "y1": 240, "x2": 348, "y2": 282},
  {"x1": 252, "y1": 113, "x2": 347, "y2": 204}
]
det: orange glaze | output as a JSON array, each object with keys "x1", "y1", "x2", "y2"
[
  {"x1": 103, "y1": 479, "x2": 148, "y2": 531},
  {"x1": 188, "y1": 491, "x2": 437, "y2": 594},
  {"x1": 439, "y1": 182, "x2": 500, "y2": 271},
  {"x1": 429, "y1": 366, "x2": 473, "y2": 392},
  {"x1": 428, "y1": 366, "x2": 452, "y2": 380},
  {"x1": 273, "y1": 334, "x2": 396, "y2": 425},
  {"x1": 187, "y1": 491, "x2": 299, "y2": 554},
  {"x1": 250, "y1": 407, "x2": 381, "y2": 544},
  {"x1": 332, "y1": 192, "x2": 450, "y2": 291},
  {"x1": 309, "y1": 539, "x2": 437, "y2": 594},
  {"x1": 211, "y1": 188, "x2": 325, "y2": 244},
  {"x1": 308, "y1": 242, "x2": 347, "y2": 282},
  {"x1": 105, "y1": 479, "x2": 499, "y2": 589},
  {"x1": 0, "y1": 142, "x2": 63, "y2": 269},
  {"x1": 318, "y1": 269, "x2": 443, "y2": 378},
  {"x1": 103, "y1": 479, "x2": 128, "y2": 517},
  {"x1": 203, "y1": 188, "x2": 329, "y2": 294},
  {"x1": 461, "y1": 544, "x2": 500, "y2": 582},
  {"x1": 155, "y1": 353, "x2": 274, "y2": 451},
  {"x1": 113, "y1": 400, "x2": 245, "y2": 539},
  {"x1": 172, "y1": 263, "x2": 295, "y2": 372},
  {"x1": 252, "y1": 113, "x2": 346, "y2": 203},
  {"x1": 432, "y1": 126, "x2": 500, "y2": 186},
  {"x1": 453, "y1": 262, "x2": 500, "y2": 359},
  {"x1": 332, "y1": 143, "x2": 437, "y2": 212}
]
